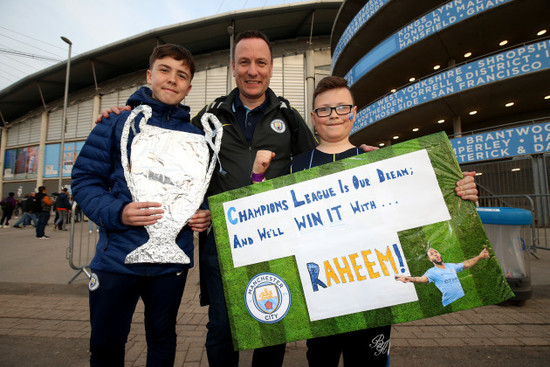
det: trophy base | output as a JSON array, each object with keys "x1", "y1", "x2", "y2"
[{"x1": 125, "y1": 242, "x2": 191, "y2": 264}]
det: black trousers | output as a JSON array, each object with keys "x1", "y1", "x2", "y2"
[{"x1": 89, "y1": 269, "x2": 189, "y2": 367}]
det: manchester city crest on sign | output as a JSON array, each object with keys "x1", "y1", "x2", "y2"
[
  {"x1": 245, "y1": 273, "x2": 291, "y2": 324},
  {"x1": 270, "y1": 119, "x2": 287, "y2": 134}
]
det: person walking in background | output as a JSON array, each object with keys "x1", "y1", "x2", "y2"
[
  {"x1": 88, "y1": 217, "x2": 99, "y2": 233},
  {"x1": 54, "y1": 188, "x2": 70, "y2": 231},
  {"x1": 12, "y1": 193, "x2": 38, "y2": 228},
  {"x1": 0, "y1": 192, "x2": 17, "y2": 228},
  {"x1": 74, "y1": 203, "x2": 83, "y2": 223},
  {"x1": 34, "y1": 186, "x2": 53, "y2": 239}
]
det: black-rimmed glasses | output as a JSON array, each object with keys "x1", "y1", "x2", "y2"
[{"x1": 313, "y1": 105, "x2": 353, "y2": 117}]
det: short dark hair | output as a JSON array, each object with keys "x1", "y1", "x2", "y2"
[
  {"x1": 149, "y1": 44, "x2": 196, "y2": 79},
  {"x1": 312, "y1": 76, "x2": 354, "y2": 108},
  {"x1": 38, "y1": 186, "x2": 46, "y2": 193},
  {"x1": 8, "y1": 192, "x2": 14, "y2": 197},
  {"x1": 233, "y1": 30, "x2": 273, "y2": 61}
]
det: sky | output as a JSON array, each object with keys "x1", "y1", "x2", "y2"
[{"x1": 0, "y1": 0, "x2": 312, "y2": 91}]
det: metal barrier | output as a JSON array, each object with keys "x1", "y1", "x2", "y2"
[
  {"x1": 478, "y1": 193, "x2": 550, "y2": 254},
  {"x1": 462, "y1": 154, "x2": 550, "y2": 252},
  {"x1": 66, "y1": 201, "x2": 97, "y2": 284}
]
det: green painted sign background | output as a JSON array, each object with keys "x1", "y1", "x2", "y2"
[{"x1": 208, "y1": 132, "x2": 514, "y2": 351}]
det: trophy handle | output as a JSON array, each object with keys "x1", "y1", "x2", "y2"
[
  {"x1": 120, "y1": 105, "x2": 153, "y2": 201},
  {"x1": 200, "y1": 112, "x2": 224, "y2": 187}
]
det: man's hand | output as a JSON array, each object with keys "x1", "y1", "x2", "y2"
[
  {"x1": 359, "y1": 144, "x2": 379, "y2": 152},
  {"x1": 121, "y1": 202, "x2": 163, "y2": 226},
  {"x1": 463, "y1": 247, "x2": 491, "y2": 269},
  {"x1": 395, "y1": 275, "x2": 411, "y2": 283},
  {"x1": 95, "y1": 105, "x2": 131, "y2": 124},
  {"x1": 188, "y1": 209, "x2": 211, "y2": 232},
  {"x1": 253, "y1": 150, "x2": 276, "y2": 175},
  {"x1": 478, "y1": 247, "x2": 490, "y2": 259},
  {"x1": 455, "y1": 171, "x2": 478, "y2": 202},
  {"x1": 395, "y1": 275, "x2": 428, "y2": 283}
]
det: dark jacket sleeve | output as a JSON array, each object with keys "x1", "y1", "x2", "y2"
[{"x1": 71, "y1": 115, "x2": 131, "y2": 231}]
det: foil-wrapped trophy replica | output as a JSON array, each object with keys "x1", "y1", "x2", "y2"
[{"x1": 120, "y1": 105, "x2": 223, "y2": 264}]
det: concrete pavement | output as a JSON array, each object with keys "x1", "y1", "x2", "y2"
[{"x1": 0, "y1": 222, "x2": 549, "y2": 366}]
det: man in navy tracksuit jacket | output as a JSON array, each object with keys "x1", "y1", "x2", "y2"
[{"x1": 72, "y1": 44, "x2": 210, "y2": 367}]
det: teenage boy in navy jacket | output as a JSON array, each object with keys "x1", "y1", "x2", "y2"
[{"x1": 72, "y1": 44, "x2": 210, "y2": 366}]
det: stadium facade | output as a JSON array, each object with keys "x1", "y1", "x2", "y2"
[{"x1": 330, "y1": 0, "x2": 550, "y2": 212}]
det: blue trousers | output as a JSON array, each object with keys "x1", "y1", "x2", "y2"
[
  {"x1": 200, "y1": 231, "x2": 286, "y2": 367},
  {"x1": 89, "y1": 269, "x2": 189, "y2": 367},
  {"x1": 54, "y1": 209, "x2": 68, "y2": 229},
  {"x1": 14, "y1": 212, "x2": 37, "y2": 227},
  {"x1": 35, "y1": 211, "x2": 50, "y2": 237}
]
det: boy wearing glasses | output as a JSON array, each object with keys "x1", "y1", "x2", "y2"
[
  {"x1": 252, "y1": 76, "x2": 478, "y2": 366},
  {"x1": 252, "y1": 76, "x2": 367, "y2": 181},
  {"x1": 289, "y1": 78, "x2": 362, "y2": 172},
  {"x1": 253, "y1": 75, "x2": 391, "y2": 366}
]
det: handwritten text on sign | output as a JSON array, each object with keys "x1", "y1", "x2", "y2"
[{"x1": 223, "y1": 150, "x2": 451, "y2": 320}]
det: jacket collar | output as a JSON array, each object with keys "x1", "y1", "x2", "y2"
[
  {"x1": 127, "y1": 86, "x2": 190, "y2": 122},
  {"x1": 224, "y1": 87, "x2": 279, "y2": 113}
]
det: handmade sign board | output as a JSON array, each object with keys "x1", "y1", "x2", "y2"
[{"x1": 208, "y1": 132, "x2": 514, "y2": 350}]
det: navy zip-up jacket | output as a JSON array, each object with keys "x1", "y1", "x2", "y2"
[{"x1": 71, "y1": 87, "x2": 203, "y2": 276}]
